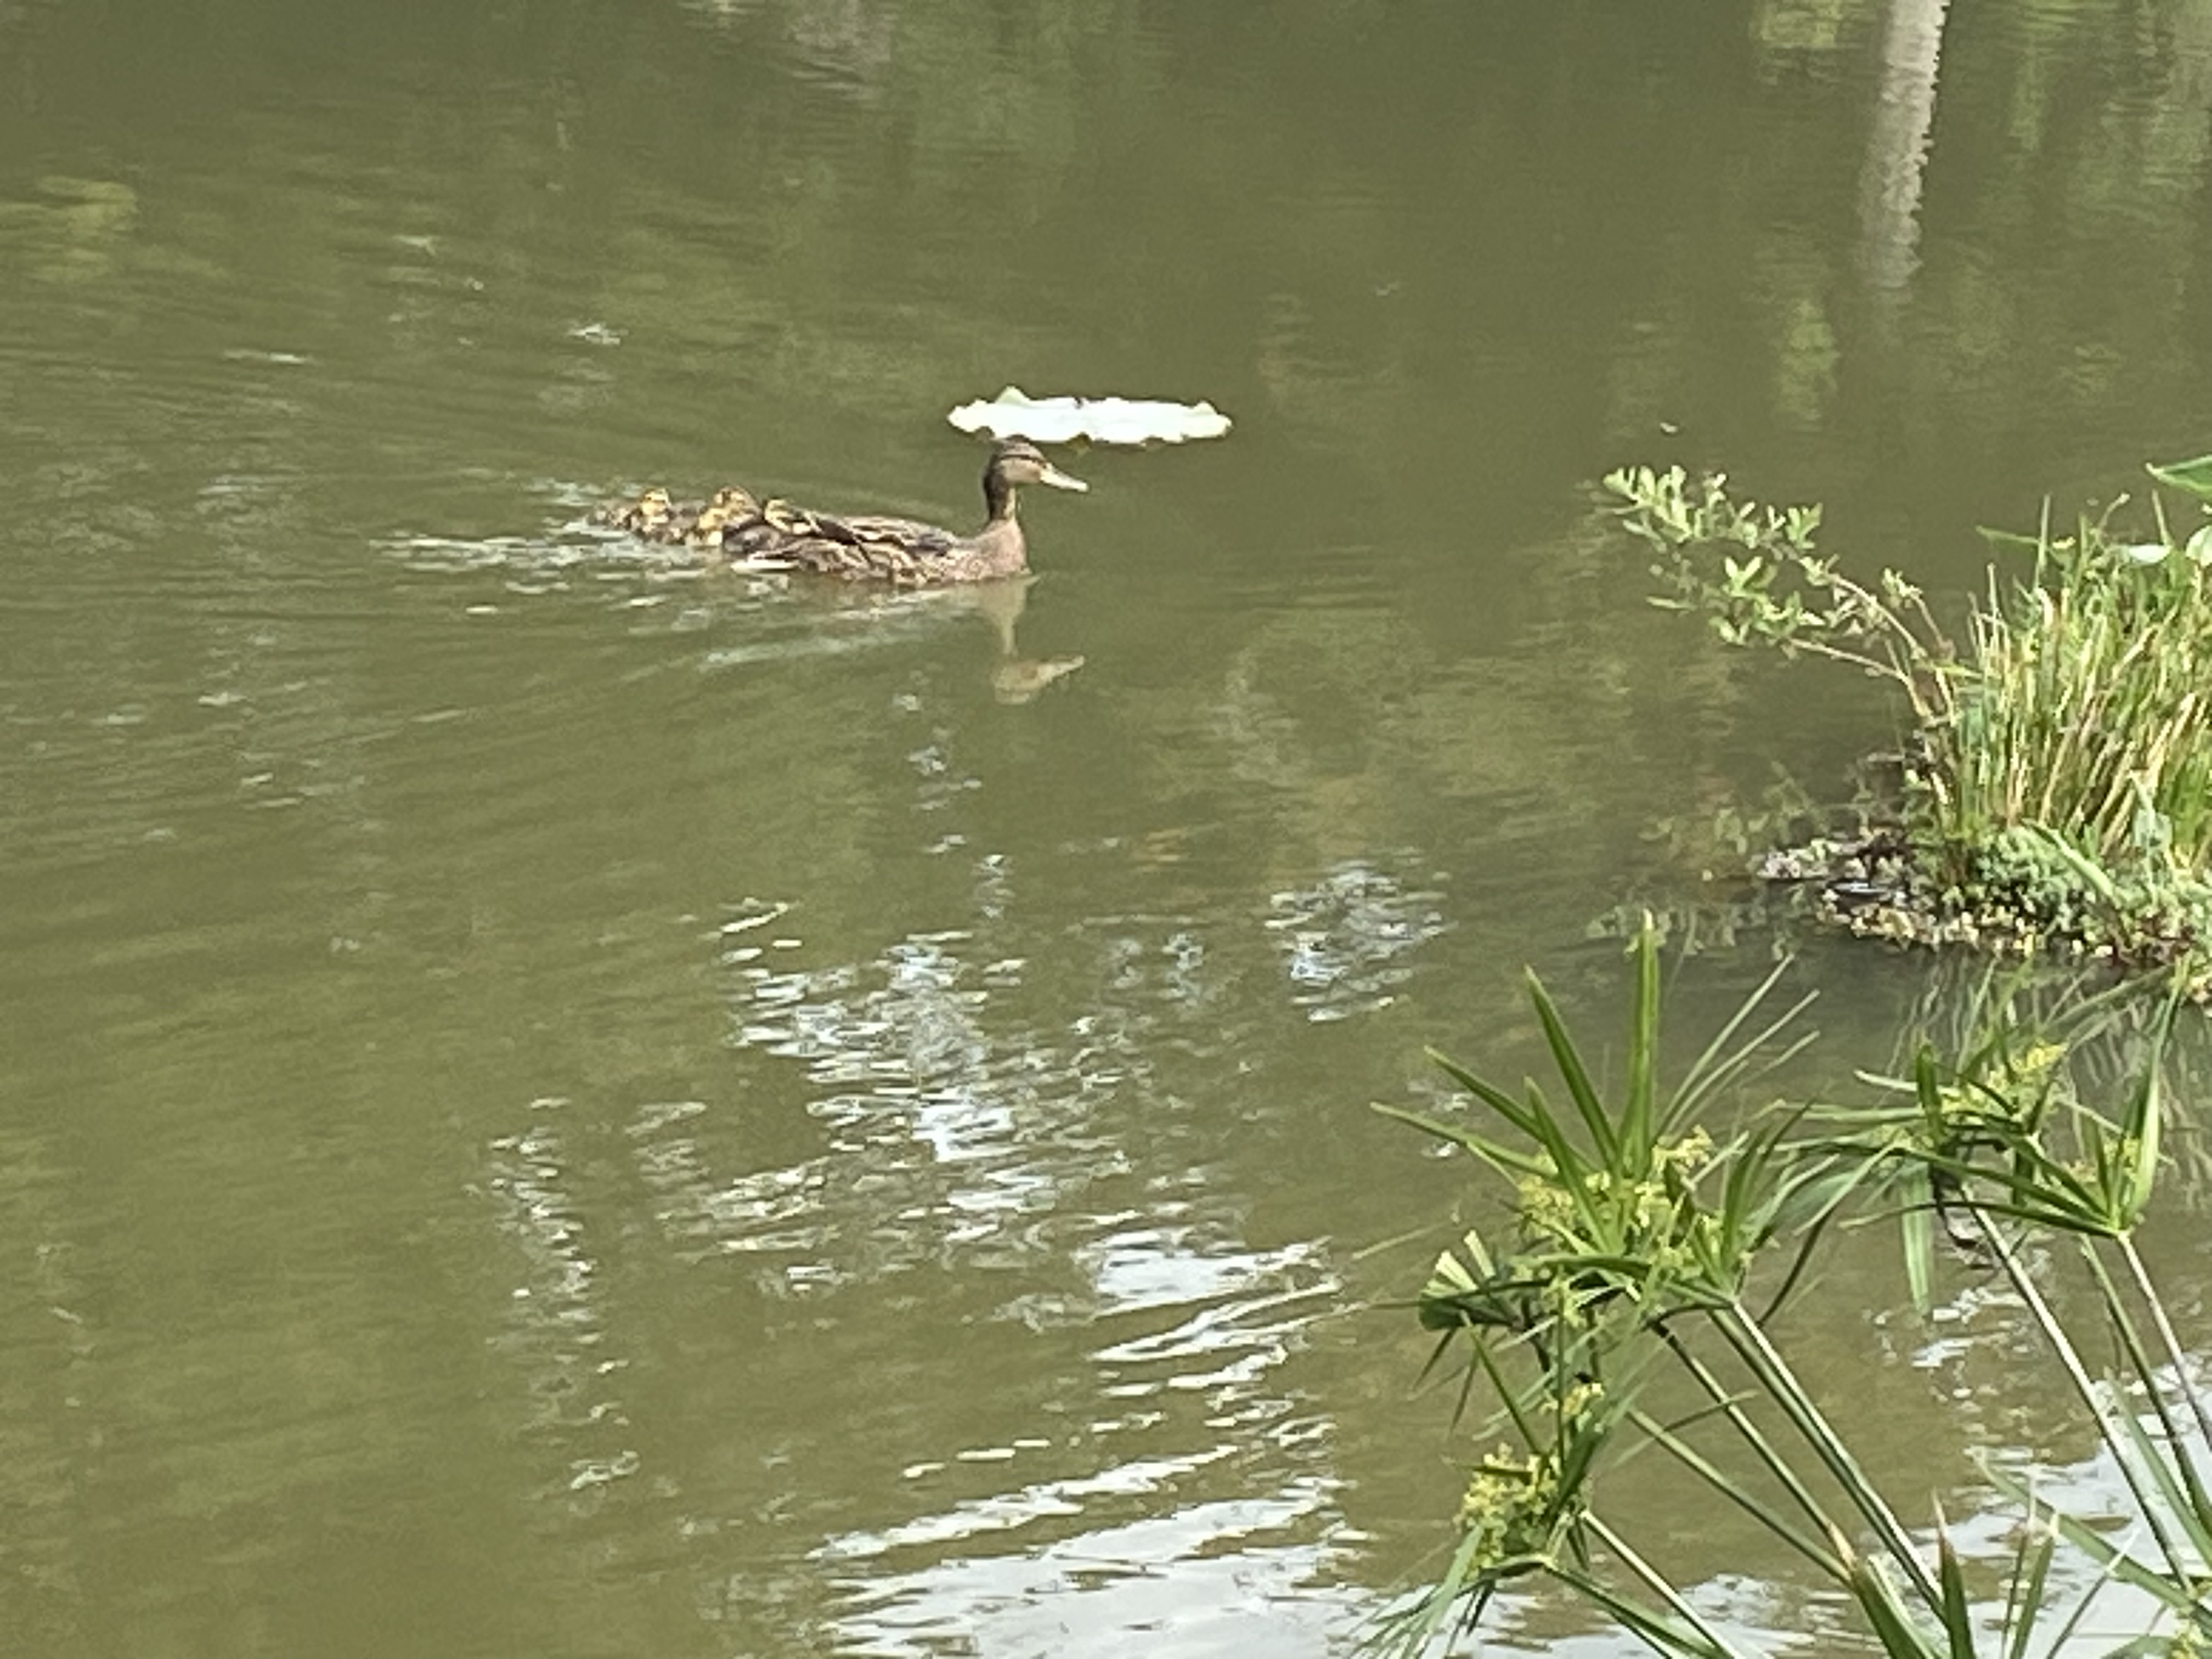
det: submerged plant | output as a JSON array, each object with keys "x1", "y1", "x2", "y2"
[{"x1": 1378, "y1": 924, "x2": 2212, "y2": 1658}]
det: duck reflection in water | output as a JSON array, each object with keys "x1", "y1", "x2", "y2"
[{"x1": 969, "y1": 575, "x2": 1085, "y2": 704}]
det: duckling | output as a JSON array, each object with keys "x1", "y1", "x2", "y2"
[
  {"x1": 601, "y1": 487, "x2": 676, "y2": 539},
  {"x1": 687, "y1": 486, "x2": 763, "y2": 551},
  {"x1": 593, "y1": 486, "x2": 674, "y2": 538}
]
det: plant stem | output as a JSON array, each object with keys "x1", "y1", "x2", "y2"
[
  {"x1": 1712, "y1": 1306, "x2": 1943, "y2": 1609},
  {"x1": 1581, "y1": 1513, "x2": 1763, "y2": 1659},
  {"x1": 1627, "y1": 1405, "x2": 1846, "y2": 1578},
  {"x1": 2084, "y1": 1244, "x2": 2212, "y2": 1535},
  {"x1": 1983, "y1": 1221, "x2": 2195, "y2": 1585},
  {"x1": 2120, "y1": 1235, "x2": 2212, "y2": 1461},
  {"x1": 1659, "y1": 1327, "x2": 1845, "y2": 1553}
]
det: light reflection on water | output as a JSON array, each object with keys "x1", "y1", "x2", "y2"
[
  {"x1": 485, "y1": 1099, "x2": 637, "y2": 1487},
  {"x1": 826, "y1": 1487, "x2": 1353, "y2": 1659},
  {"x1": 577, "y1": 859, "x2": 1382, "y2": 1648},
  {"x1": 1266, "y1": 859, "x2": 1450, "y2": 1024}
]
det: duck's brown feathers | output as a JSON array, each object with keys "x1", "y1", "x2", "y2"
[{"x1": 589, "y1": 441, "x2": 1085, "y2": 586}]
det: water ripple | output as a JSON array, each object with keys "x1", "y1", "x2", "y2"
[{"x1": 1265, "y1": 856, "x2": 1449, "y2": 1022}]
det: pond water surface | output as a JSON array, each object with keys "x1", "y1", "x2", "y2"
[{"x1": 5, "y1": 2, "x2": 2212, "y2": 1654}]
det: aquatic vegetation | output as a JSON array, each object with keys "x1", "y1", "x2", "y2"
[
  {"x1": 1612, "y1": 461, "x2": 2212, "y2": 981},
  {"x1": 1378, "y1": 923, "x2": 2212, "y2": 1658}
]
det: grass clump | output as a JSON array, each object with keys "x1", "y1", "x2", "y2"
[{"x1": 1611, "y1": 459, "x2": 2212, "y2": 980}]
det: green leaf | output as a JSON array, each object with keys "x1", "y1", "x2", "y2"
[
  {"x1": 1833, "y1": 1532, "x2": 1944, "y2": 1658},
  {"x1": 1622, "y1": 924, "x2": 1660, "y2": 1166},
  {"x1": 2148, "y1": 453, "x2": 2212, "y2": 504},
  {"x1": 2115, "y1": 1001, "x2": 2172, "y2": 1230},
  {"x1": 1934, "y1": 1519, "x2": 1973, "y2": 1659},
  {"x1": 1526, "y1": 972, "x2": 1620, "y2": 1171},
  {"x1": 1901, "y1": 1170, "x2": 1934, "y2": 1314},
  {"x1": 1982, "y1": 1458, "x2": 2212, "y2": 1619},
  {"x1": 1423, "y1": 1051, "x2": 1590, "y2": 1187},
  {"x1": 1999, "y1": 1515, "x2": 2057, "y2": 1659},
  {"x1": 1369, "y1": 1101, "x2": 1556, "y2": 1181},
  {"x1": 1549, "y1": 1561, "x2": 1748, "y2": 1659}
]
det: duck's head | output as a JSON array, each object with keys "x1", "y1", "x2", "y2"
[
  {"x1": 636, "y1": 487, "x2": 673, "y2": 522},
  {"x1": 708, "y1": 486, "x2": 760, "y2": 516},
  {"x1": 988, "y1": 438, "x2": 1087, "y2": 494},
  {"x1": 982, "y1": 438, "x2": 1086, "y2": 519},
  {"x1": 993, "y1": 653, "x2": 1087, "y2": 704}
]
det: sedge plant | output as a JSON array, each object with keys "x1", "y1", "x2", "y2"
[{"x1": 1377, "y1": 922, "x2": 2212, "y2": 1657}]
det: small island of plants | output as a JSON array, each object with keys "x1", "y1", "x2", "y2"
[{"x1": 1612, "y1": 457, "x2": 2212, "y2": 992}]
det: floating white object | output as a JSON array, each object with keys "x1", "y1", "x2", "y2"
[{"x1": 947, "y1": 386, "x2": 1232, "y2": 446}]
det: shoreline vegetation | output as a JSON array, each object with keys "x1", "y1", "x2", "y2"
[
  {"x1": 1378, "y1": 924, "x2": 2211, "y2": 1658},
  {"x1": 1611, "y1": 459, "x2": 2212, "y2": 995},
  {"x1": 1383, "y1": 466, "x2": 2212, "y2": 1653}
]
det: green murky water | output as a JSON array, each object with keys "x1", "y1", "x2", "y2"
[{"x1": 5, "y1": 2, "x2": 2212, "y2": 1652}]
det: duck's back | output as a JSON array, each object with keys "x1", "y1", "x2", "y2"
[{"x1": 763, "y1": 509, "x2": 986, "y2": 583}]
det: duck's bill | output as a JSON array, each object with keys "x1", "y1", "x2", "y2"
[{"x1": 1037, "y1": 462, "x2": 1089, "y2": 493}]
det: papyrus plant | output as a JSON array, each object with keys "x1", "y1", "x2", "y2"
[{"x1": 1378, "y1": 924, "x2": 2212, "y2": 1657}]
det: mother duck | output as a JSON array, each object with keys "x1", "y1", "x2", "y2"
[{"x1": 600, "y1": 439, "x2": 1088, "y2": 586}]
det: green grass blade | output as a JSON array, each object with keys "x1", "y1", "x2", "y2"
[
  {"x1": 1370, "y1": 1101, "x2": 1556, "y2": 1180},
  {"x1": 1527, "y1": 970, "x2": 1620, "y2": 1170},
  {"x1": 1983, "y1": 1226, "x2": 2199, "y2": 1589},
  {"x1": 1901, "y1": 1169, "x2": 1936, "y2": 1314},
  {"x1": 1426, "y1": 1050, "x2": 1591, "y2": 1188},
  {"x1": 1426, "y1": 1052, "x2": 1554, "y2": 1145},
  {"x1": 2080, "y1": 1249, "x2": 2212, "y2": 1536},
  {"x1": 1999, "y1": 1514, "x2": 2057, "y2": 1659},
  {"x1": 1411, "y1": 1325, "x2": 1461, "y2": 1392},
  {"x1": 2106, "y1": 1381, "x2": 2212, "y2": 1573},
  {"x1": 1660, "y1": 1325, "x2": 1848, "y2": 1551},
  {"x1": 1364, "y1": 1524, "x2": 1490, "y2": 1659},
  {"x1": 1622, "y1": 924, "x2": 1660, "y2": 1163},
  {"x1": 1832, "y1": 1532, "x2": 1944, "y2": 1659},
  {"x1": 1719, "y1": 1311, "x2": 1944, "y2": 1607},
  {"x1": 1548, "y1": 1564, "x2": 1741, "y2": 1659},
  {"x1": 1982, "y1": 1456, "x2": 2207, "y2": 1619},
  {"x1": 1626, "y1": 1407, "x2": 1843, "y2": 1577},
  {"x1": 1933, "y1": 1519, "x2": 1973, "y2": 1659},
  {"x1": 2119, "y1": 1235, "x2": 2212, "y2": 1475},
  {"x1": 1578, "y1": 1515, "x2": 1763, "y2": 1659},
  {"x1": 1673, "y1": 978, "x2": 1819, "y2": 1127},
  {"x1": 2115, "y1": 1003, "x2": 2169, "y2": 1228}
]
